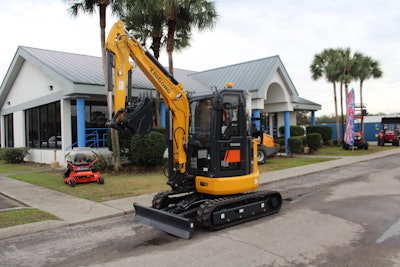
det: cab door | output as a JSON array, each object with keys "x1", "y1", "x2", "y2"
[{"x1": 211, "y1": 90, "x2": 253, "y2": 178}]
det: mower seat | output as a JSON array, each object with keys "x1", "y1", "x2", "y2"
[{"x1": 73, "y1": 153, "x2": 88, "y2": 166}]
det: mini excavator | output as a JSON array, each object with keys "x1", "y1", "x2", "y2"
[{"x1": 105, "y1": 20, "x2": 282, "y2": 239}]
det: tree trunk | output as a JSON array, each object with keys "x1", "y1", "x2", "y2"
[
  {"x1": 99, "y1": 4, "x2": 120, "y2": 171},
  {"x1": 152, "y1": 35, "x2": 163, "y2": 127},
  {"x1": 360, "y1": 80, "x2": 364, "y2": 112},
  {"x1": 340, "y1": 82, "x2": 344, "y2": 141},
  {"x1": 166, "y1": 18, "x2": 176, "y2": 75},
  {"x1": 333, "y1": 82, "x2": 341, "y2": 142}
]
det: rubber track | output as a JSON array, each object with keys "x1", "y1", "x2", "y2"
[
  {"x1": 152, "y1": 190, "x2": 194, "y2": 210},
  {"x1": 196, "y1": 190, "x2": 282, "y2": 230},
  {"x1": 152, "y1": 191, "x2": 174, "y2": 209}
]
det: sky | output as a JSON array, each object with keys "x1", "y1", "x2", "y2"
[{"x1": 1, "y1": 0, "x2": 399, "y2": 116}]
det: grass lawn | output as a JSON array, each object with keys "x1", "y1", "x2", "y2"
[
  {"x1": 317, "y1": 144, "x2": 397, "y2": 156},
  {"x1": 0, "y1": 144, "x2": 398, "y2": 229},
  {"x1": 259, "y1": 157, "x2": 335, "y2": 173},
  {"x1": 0, "y1": 161, "x2": 44, "y2": 173},
  {"x1": 0, "y1": 208, "x2": 59, "y2": 228},
  {"x1": 2, "y1": 144, "x2": 397, "y2": 203},
  {"x1": 8, "y1": 171, "x2": 170, "y2": 203}
]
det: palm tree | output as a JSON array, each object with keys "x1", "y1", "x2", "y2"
[
  {"x1": 310, "y1": 48, "x2": 342, "y2": 142},
  {"x1": 337, "y1": 48, "x2": 364, "y2": 139},
  {"x1": 353, "y1": 55, "x2": 383, "y2": 111},
  {"x1": 65, "y1": 0, "x2": 123, "y2": 171},
  {"x1": 120, "y1": 0, "x2": 164, "y2": 58},
  {"x1": 119, "y1": 0, "x2": 165, "y2": 126},
  {"x1": 163, "y1": 0, "x2": 218, "y2": 75},
  {"x1": 118, "y1": 0, "x2": 217, "y2": 126}
]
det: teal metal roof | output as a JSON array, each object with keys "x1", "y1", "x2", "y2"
[
  {"x1": 189, "y1": 56, "x2": 279, "y2": 91},
  {"x1": 189, "y1": 56, "x2": 292, "y2": 93},
  {"x1": 22, "y1": 46, "x2": 208, "y2": 91},
  {"x1": 1, "y1": 47, "x2": 320, "y2": 111},
  {"x1": 22, "y1": 46, "x2": 104, "y2": 85}
]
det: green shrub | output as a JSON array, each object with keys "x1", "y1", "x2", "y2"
[
  {"x1": 151, "y1": 126, "x2": 166, "y2": 135},
  {"x1": 0, "y1": 147, "x2": 29, "y2": 163},
  {"x1": 288, "y1": 137, "x2": 303, "y2": 154},
  {"x1": 107, "y1": 127, "x2": 166, "y2": 156},
  {"x1": 130, "y1": 131, "x2": 166, "y2": 167},
  {"x1": 306, "y1": 126, "x2": 332, "y2": 145},
  {"x1": 107, "y1": 130, "x2": 132, "y2": 157},
  {"x1": 299, "y1": 135, "x2": 307, "y2": 146},
  {"x1": 279, "y1": 125, "x2": 305, "y2": 137},
  {"x1": 275, "y1": 137, "x2": 285, "y2": 146},
  {"x1": 306, "y1": 133, "x2": 322, "y2": 151},
  {"x1": 96, "y1": 154, "x2": 113, "y2": 172}
]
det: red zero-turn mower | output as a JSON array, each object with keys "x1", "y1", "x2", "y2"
[{"x1": 62, "y1": 150, "x2": 104, "y2": 187}]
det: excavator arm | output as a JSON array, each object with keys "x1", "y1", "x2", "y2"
[{"x1": 106, "y1": 20, "x2": 190, "y2": 173}]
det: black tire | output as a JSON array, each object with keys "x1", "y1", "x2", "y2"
[
  {"x1": 257, "y1": 146, "x2": 267, "y2": 164},
  {"x1": 342, "y1": 143, "x2": 350, "y2": 150},
  {"x1": 364, "y1": 142, "x2": 369, "y2": 150},
  {"x1": 98, "y1": 176, "x2": 104, "y2": 184},
  {"x1": 70, "y1": 178, "x2": 76, "y2": 187}
]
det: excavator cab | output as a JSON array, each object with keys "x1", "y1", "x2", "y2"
[
  {"x1": 164, "y1": 89, "x2": 258, "y2": 195},
  {"x1": 187, "y1": 90, "x2": 253, "y2": 179}
]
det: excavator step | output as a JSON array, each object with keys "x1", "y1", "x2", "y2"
[{"x1": 133, "y1": 203, "x2": 195, "y2": 240}]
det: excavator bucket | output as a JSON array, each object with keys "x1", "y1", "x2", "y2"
[
  {"x1": 133, "y1": 203, "x2": 195, "y2": 239},
  {"x1": 120, "y1": 94, "x2": 154, "y2": 135}
]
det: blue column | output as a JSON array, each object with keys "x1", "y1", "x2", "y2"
[
  {"x1": 161, "y1": 102, "x2": 166, "y2": 128},
  {"x1": 311, "y1": 111, "x2": 316, "y2": 125},
  {"x1": 252, "y1": 109, "x2": 261, "y2": 131},
  {"x1": 284, "y1": 111, "x2": 290, "y2": 154},
  {"x1": 76, "y1": 98, "x2": 86, "y2": 147}
]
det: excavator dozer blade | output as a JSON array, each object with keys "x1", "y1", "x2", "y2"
[{"x1": 133, "y1": 203, "x2": 195, "y2": 240}]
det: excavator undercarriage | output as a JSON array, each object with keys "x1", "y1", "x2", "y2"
[{"x1": 134, "y1": 190, "x2": 282, "y2": 239}]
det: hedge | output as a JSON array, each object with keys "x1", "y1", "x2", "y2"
[
  {"x1": 306, "y1": 133, "x2": 322, "y2": 151},
  {"x1": 288, "y1": 137, "x2": 303, "y2": 154},
  {"x1": 306, "y1": 126, "x2": 332, "y2": 145},
  {"x1": 279, "y1": 125, "x2": 305, "y2": 137},
  {"x1": 130, "y1": 131, "x2": 166, "y2": 167},
  {"x1": 0, "y1": 147, "x2": 29, "y2": 163}
]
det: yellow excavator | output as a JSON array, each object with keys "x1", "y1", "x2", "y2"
[{"x1": 105, "y1": 20, "x2": 282, "y2": 239}]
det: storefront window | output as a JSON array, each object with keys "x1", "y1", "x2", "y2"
[
  {"x1": 25, "y1": 102, "x2": 61, "y2": 148},
  {"x1": 71, "y1": 100, "x2": 108, "y2": 147},
  {"x1": 4, "y1": 113, "x2": 14, "y2": 147}
]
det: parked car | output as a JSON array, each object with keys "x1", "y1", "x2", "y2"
[{"x1": 42, "y1": 136, "x2": 61, "y2": 148}]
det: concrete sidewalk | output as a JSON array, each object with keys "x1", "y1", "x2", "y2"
[{"x1": 1, "y1": 148, "x2": 400, "y2": 240}]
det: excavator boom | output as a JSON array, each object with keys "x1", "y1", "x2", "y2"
[{"x1": 106, "y1": 20, "x2": 189, "y2": 172}]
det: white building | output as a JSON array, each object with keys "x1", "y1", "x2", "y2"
[{"x1": 0, "y1": 46, "x2": 321, "y2": 163}]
